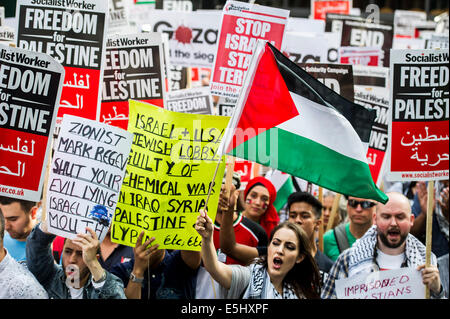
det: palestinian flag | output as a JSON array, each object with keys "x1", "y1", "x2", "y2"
[
  {"x1": 220, "y1": 42, "x2": 388, "y2": 204},
  {"x1": 266, "y1": 169, "x2": 295, "y2": 212}
]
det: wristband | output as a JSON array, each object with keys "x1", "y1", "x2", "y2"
[
  {"x1": 130, "y1": 272, "x2": 144, "y2": 285},
  {"x1": 93, "y1": 271, "x2": 107, "y2": 284}
]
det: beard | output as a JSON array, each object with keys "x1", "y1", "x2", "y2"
[{"x1": 377, "y1": 227, "x2": 408, "y2": 249}]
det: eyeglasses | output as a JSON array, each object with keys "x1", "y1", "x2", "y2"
[{"x1": 347, "y1": 199, "x2": 376, "y2": 209}]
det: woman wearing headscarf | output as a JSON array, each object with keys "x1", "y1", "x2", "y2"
[{"x1": 242, "y1": 177, "x2": 279, "y2": 239}]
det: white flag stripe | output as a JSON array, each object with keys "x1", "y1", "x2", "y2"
[{"x1": 276, "y1": 91, "x2": 368, "y2": 164}]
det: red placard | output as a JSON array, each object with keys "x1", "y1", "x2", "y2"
[
  {"x1": 312, "y1": 0, "x2": 351, "y2": 20},
  {"x1": 210, "y1": 1, "x2": 289, "y2": 99}
]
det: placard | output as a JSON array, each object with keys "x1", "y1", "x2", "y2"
[
  {"x1": 139, "y1": 10, "x2": 221, "y2": 68},
  {"x1": 210, "y1": 0, "x2": 289, "y2": 98},
  {"x1": 340, "y1": 19, "x2": 393, "y2": 67},
  {"x1": 311, "y1": 0, "x2": 352, "y2": 21},
  {"x1": 100, "y1": 32, "x2": 166, "y2": 130},
  {"x1": 299, "y1": 63, "x2": 354, "y2": 101},
  {"x1": 0, "y1": 45, "x2": 64, "y2": 201},
  {"x1": 15, "y1": 0, "x2": 108, "y2": 123},
  {"x1": 111, "y1": 100, "x2": 229, "y2": 250},
  {"x1": 108, "y1": 0, "x2": 130, "y2": 34},
  {"x1": 353, "y1": 65, "x2": 390, "y2": 186},
  {"x1": 387, "y1": 49, "x2": 449, "y2": 181},
  {"x1": 166, "y1": 86, "x2": 214, "y2": 115},
  {"x1": 46, "y1": 114, "x2": 133, "y2": 242},
  {"x1": 336, "y1": 268, "x2": 425, "y2": 299}
]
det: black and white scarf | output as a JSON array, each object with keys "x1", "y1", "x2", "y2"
[{"x1": 243, "y1": 264, "x2": 300, "y2": 299}]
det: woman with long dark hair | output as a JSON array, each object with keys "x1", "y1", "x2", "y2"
[{"x1": 195, "y1": 210, "x2": 321, "y2": 299}]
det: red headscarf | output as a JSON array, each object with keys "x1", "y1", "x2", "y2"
[{"x1": 244, "y1": 176, "x2": 279, "y2": 238}]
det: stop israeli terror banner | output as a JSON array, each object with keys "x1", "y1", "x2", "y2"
[
  {"x1": 0, "y1": 45, "x2": 64, "y2": 201},
  {"x1": 387, "y1": 49, "x2": 449, "y2": 181},
  {"x1": 15, "y1": 0, "x2": 108, "y2": 123},
  {"x1": 210, "y1": 1, "x2": 289, "y2": 99}
]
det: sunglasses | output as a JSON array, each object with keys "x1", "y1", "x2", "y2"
[{"x1": 348, "y1": 199, "x2": 376, "y2": 209}]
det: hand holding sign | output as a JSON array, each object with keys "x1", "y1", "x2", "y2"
[{"x1": 417, "y1": 263, "x2": 442, "y2": 295}]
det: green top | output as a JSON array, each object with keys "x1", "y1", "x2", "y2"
[{"x1": 323, "y1": 222, "x2": 357, "y2": 262}]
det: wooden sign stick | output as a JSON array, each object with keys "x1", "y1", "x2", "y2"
[
  {"x1": 326, "y1": 193, "x2": 341, "y2": 233},
  {"x1": 318, "y1": 187, "x2": 324, "y2": 252},
  {"x1": 425, "y1": 181, "x2": 434, "y2": 299}
]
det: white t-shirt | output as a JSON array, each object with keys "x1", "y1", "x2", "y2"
[
  {"x1": 376, "y1": 249, "x2": 405, "y2": 270},
  {"x1": 195, "y1": 266, "x2": 224, "y2": 299}
]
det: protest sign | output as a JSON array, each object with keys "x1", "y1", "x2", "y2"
[
  {"x1": 166, "y1": 87, "x2": 214, "y2": 115},
  {"x1": 282, "y1": 32, "x2": 329, "y2": 64},
  {"x1": 387, "y1": 49, "x2": 449, "y2": 181},
  {"x1": 234, "y1": 158, "x2": 260, "y2": 190},
  {"x1": 190, "y1": 67, "x2": 211, "y2": 88},
  {"x1": 336, "y1": 268, "x2": 425, "y2": 299},
  {"x1": 353, "y1": 65, "x2": 390, "y2": 186},
  {"x1": 340, "y1": 19, "x2": 393, "y2": 67},
  {"x1": 100, "y1": 32, "x2": 166, "y2": 130},
  {"x1": 46, "y1": 114, "x2": 132, "y2": 242},
  {"x1": 139, "y1": 10, "x2": 221, "y2": 68},
  {"x1": 111, "y1": 100, "x2": 229, "y2": 250},
  {"x1": 0, "y1": 26, "x2": 14, "y2": 46},
  {"x1": 167, "y1": 64, "x2": 190, "y2": 91},
  {"x1": 217, "y1": 96, "x2": 237, "y2": 117},
  {"x1": 0, "y1": 45, "x2": 64, "y2": 201},
  {"x1": 311, "y1": 0, "x2": 352, "y2": 21},
  {"x1": 155, "y1": 0, "x2": 194, "y2": 11},
  {"x1": 286, "y1": 17, "x2": 324, "y2": 33},
  {"x1": 15, "y1": 0, "x2": 108, "y2": 123},
  {"x1": 108, "y1": 0, "x2": 130, "y2": 34},
  {"x1": 340, "y1": 46, "x2": 383, "y2": 66},
  {"x1": 210, "y1": 1, "x2": 289, "y2": 99},
  {"x1": 299, "y1": 63, "x2": 354, "y2": 102}
]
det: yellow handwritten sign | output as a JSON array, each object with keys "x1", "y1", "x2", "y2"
[{"x1": 111, "y1": 100, "x2": 229, "y2": 250}]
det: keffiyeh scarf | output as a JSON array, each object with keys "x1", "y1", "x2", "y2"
[
  {"x1": 347, "y1": 225, "x2": 432, "y2": 277},
  {"x1": 243, "y1": 264, "x2": 299, "y2": 299}
]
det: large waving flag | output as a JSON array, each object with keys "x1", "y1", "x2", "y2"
[{"x1": 220, "y1": 42, "x2": 388, "y2": 204}]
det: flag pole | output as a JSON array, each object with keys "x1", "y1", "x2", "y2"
[
  {"x1": 203, "y1": 156, "x2": 224, "y2": 212},
  {"x1": 425, "y1": 180, "x2": 434, "y2": 299},
  {"x1": 326, "y1": 193, "x2": 341, "y2": 232},
  {"x1": 318, "y1": 187, "x2": 324, "y2": 252}
]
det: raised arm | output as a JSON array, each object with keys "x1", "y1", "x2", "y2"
[
  {"x1": 195, "y1": 209, "x2": 233, "y2": 289},
  {"x1": 219, "y1": 190, "x2": 259, "y2": 265}
]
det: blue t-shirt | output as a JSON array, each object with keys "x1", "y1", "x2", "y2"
[
  {"x1": 412, "y1": 193, "x2": 449, "y2": 258},
  {"x1": 3, "y1": 232, "x2": 27, "y2": 266}
]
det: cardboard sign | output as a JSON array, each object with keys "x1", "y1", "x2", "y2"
[
  {"x1": 217, "y1": 96, "x2": 238, "y2": 117},
  {"x1": 15, "y1": 0, "x2": 108, "y2": 124},
  {"x1": 353, "y1": 65, "x2": 390, "y2": 186},
  {"x1": 108, "y1": 0, "x2": 130, "y2": 34},
  {"x1": 340, "y1": 46, "x2": 383, "y2": 66},
  {"x1": 210, "y1": 0, "x2": 289, "y2": 99},
  {"x1": 0, "y1": 26, "x2": 14, "y2": 45},
  {"x1": 387, "y1": 49, "x2": 449, "y2": 181},
  {"x1": 111, "y1": 100, "x2": 229, "y2": 250},
  {"x1": 166, "y1": 87, "x2": 214, "y2": 115},
  {"x1": 46, "y1": 114, "x2": 132, "y2": 242},
  {"x1": 286, "y1": 17, "x2": 324, "y2": 33},
  {"x1": 311, "y1": 0, "x2": 352, "y2": 21},
  {"x1": 167, "y1": 64, "x2": 190, "y2": 92},
  {"x1": 100, "y1": 32, "x2": 166, "y2": 130},
  {"x1": 282, "y1": 32, "x2": 330, "y2": 64},
  {"x1": 336, "y1": 268, "x2": 425, "y2": 299},
  {"x1": 0, "y1": 45, "x2": 64, "y2": 201},
  {"x1": 139, "y1": 10, "x2": 221, "y2": 68},
  {"x1": 0, "y1": 7, "x2": 4, "y2": 26},
  {"x1": 340, "y1": 19, "x2": 393, "y2": 67},
  {"x1": 299, "y1": 63, "x2": 354, "y2": 102}
]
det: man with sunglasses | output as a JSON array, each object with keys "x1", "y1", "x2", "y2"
[{"x1": 323, "y1": 196, "x2": 377, "y2": 261}]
